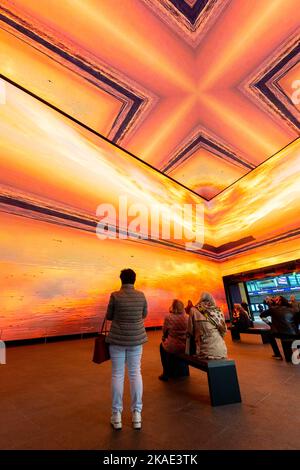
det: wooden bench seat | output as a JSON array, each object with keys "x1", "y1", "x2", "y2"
[
  {"x1": 173, "y1": 353, "x2": 242, "y2": 406},
  {"x1": 228, "y1": 325, "x2": 271, "y2": 343}
]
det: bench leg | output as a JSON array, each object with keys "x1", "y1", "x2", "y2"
[
  {"x1": 207, "y1": 364, "x2": 242, "y2": 406},
  {"x1": 261, "y1": 334, "x2": 270, "y2": 344},
  {"x1": 230, "y1": 328, "x2": 240, "y2": 341}
]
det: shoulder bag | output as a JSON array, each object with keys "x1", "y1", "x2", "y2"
[{"x1": 92, "y1": 317, "x2": 110, "y2": 364}]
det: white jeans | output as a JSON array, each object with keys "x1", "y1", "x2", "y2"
[{"x1": 109, "y1": 344, "x2": 143, "y2": 413}]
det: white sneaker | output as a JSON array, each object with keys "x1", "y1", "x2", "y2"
[
  {"x1": 110, "y1": 411, "x2": 122, "y2": 430},
  {"x1": 132, "y1": 410, "x2": 142, "y2": 430}
]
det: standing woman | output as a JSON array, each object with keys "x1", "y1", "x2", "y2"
[
  {"x1": 106, "y1": 269, "x2": 147, "y2": 430},
  {"x1": 186, "y1": 292, "x2": 227, "y2": 359}
]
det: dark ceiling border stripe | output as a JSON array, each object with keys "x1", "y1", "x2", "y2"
[
  {"x1": 169, "y1": 0, "x2": 209, "y2": 25},
  {"x1": 0, "y1": 195, "x2": 96, "y2": 228},
  {"x1": 2, "y1": 193, "x2": 299, "y2": 261},
  {"x1": 202, "y1": 236, "x2": 255, "y2": 254},
  {"x1": 217, "y1": 228, "x2": 300, "y2": 260},
  {"x1": 254, "y1": 41, "x2": 300, "y2": 131},
  {"x1": 0, "y1": 10, "x2": 143, "y2": 142},
  {"x1": 0, "y1": 73, "x2": 207, "y2": 202},
  {"x1": 0, "y1": 195, "x2": 214, "y2": 258},
  {"x1": 223, "y1": 258, "x2": 300, "y2": 282},
  {"x1": 163, "y1": 133, "x2": 254, "y2": 173}
]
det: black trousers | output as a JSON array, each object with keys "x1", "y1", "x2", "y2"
[
  {"x1": 274, "y1": 335, "x2": 298, "y2": 362},
  {"x1": 160, "y1": 343, "x2": 189, "y2": 378},
  {"x1": 265, "y1": 333, "x2": 281, "y2": 357},
  {"x1": 267, "y1": 333, "x2": 297, "y2": 362}
]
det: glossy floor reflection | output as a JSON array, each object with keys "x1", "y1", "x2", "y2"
[{"x1": 1, "y1": 330, "x2": 300, "y2": 450}]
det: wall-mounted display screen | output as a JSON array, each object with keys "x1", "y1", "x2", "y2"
[
  {"x1": 245, "y1": 272, "x2": 300, "y2": 316},
  {"x1": 246, "y1": 273, "x2": 300, "y2": 296}
]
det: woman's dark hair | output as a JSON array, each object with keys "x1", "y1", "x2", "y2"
[
  {"x1": 171, "y1": 299, "x2": 185, "y2": 314},
  {"x1": 277, "y1": 295, "x2": 290, "y2": 307},
  {"x1": 120, "y1": 268, "x2": 136, "y2": 284}
]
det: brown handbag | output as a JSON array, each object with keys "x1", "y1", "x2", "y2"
[{"x1": 92, "y1": 317, "x2": 110, "y2": 364}]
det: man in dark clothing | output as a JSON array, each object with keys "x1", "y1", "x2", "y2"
[
  {"x1": 260, "y1": 296, "x2": 299, "y2": 362},
  {"x1": 290, "y1": 295, "x2": 300, "y2": 314}
]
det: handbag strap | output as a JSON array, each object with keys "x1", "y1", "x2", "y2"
[{"x1": 100, "y1": 316, "x2": 109, "y2": 335}]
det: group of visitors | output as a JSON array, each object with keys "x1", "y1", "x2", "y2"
[
  {"x1": 103, "y1": 268, "x2": 300, "y2": 430},
  {"x1": 104, "y1": 268, "x2": 227, "y2": 430},
  {"x1": 159, "y1": 293, "x2": 227, "y2": 381},
  {"x1": 260, "y1": 295, "x2": 300, "y2": 361},
  {"x1": 230, "y1": 295, "x2": 300, "y2": 362}
]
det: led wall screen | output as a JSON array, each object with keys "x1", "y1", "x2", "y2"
[
  {"x1": 1, "y1": 75, "x2": 300, "y2": 341},
  {"x1": 1, "y1": 210, "x2": 226, "y2": 340},
  {"x1": 0, "y1": 77, "x2": 224, "y2": 341},
  {"x1": 0, "y1": 0, "x2": 300, "y2": 341}
]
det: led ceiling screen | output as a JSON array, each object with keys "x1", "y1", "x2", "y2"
[
  {"x1": 207, "y1": 138, "x2": 300, "y2": 258},
  {"x1": 0, "y1": 0, "x2": 299, "y2": 199}
]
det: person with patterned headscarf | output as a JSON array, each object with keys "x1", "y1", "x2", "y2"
[{"x1": 186, "y1": 292, "x2": 227, "y2": 359}]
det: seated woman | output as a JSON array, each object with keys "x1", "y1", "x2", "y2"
[
  {"x1": 186, "y1": 292, "x2": 227, "y2": 359},
  {"x1": 232, "y1": 303, "x2": 253, "y2": 330},
  {"x1": 159, "y1": 299, "x2": 189, "y2": 381},
  {"x1": 241, "y1": 301, "x2": 254, "y2": 321}
]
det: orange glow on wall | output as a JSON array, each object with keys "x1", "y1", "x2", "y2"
[
  {"x1": 0, "y1": 1, "x2": 299, "y2": 340},
  {"x1": 0, "y1": 210, "x2": 224, "y2": 340},
  {"x1": 1, "y1": 76, "x2": 300, "y2": 340},
  {"x1": 209, "y1": 138, "x2": 300, "y2": 250}
]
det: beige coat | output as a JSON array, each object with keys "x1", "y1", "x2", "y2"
[{"x1": 186, "y1": 304, "x2": 227, "y2": 359}]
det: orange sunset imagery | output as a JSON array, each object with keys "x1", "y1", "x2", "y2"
[{"x1": 0, "y1": 0, "x2": 300, "y2": 340}]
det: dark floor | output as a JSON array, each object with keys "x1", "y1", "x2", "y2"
[{"x1": 1, "y1": 330, "x2": 299, "y2": 450}]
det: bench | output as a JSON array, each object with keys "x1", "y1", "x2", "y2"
[
  {"x1": 228, "y1": 326, "x2": 300, "y2": 362},
  {"x1": 228, "y1": 325, "x2": 271, "y2": 344},
  {"x1": 173, "y1": 353, "x2": 242, "y2": 407}
]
